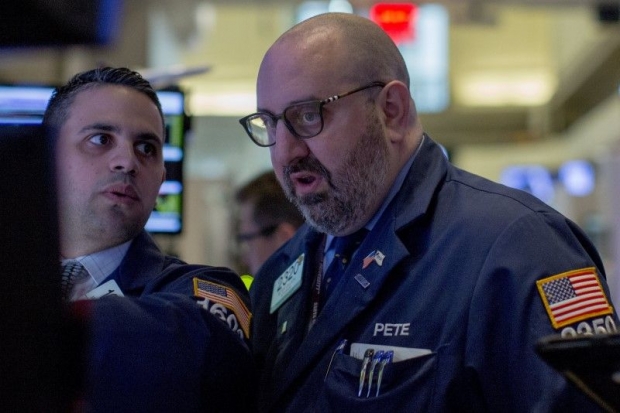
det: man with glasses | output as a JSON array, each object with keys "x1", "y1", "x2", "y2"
[
  {"x1": 242, "y1": 12, "x2": 617, "y2": 413},
  {"x1": 234, "y1": 170, "x2": 304, "y2": 276}
]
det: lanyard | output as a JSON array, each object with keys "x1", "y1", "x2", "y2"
[{"x1": 308, "y1": 235, "x2": 327, "y2": 331}]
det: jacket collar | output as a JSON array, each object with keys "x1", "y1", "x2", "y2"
[{"x1": 104, "y1": 230, "x2": 166, "y2": 294}]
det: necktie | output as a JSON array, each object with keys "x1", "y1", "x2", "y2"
[
  {"x1": 321, "y1": 228, "x2": 368, "y2": 306},
  {"x1": 60, "y1": 261, "x2": 88, "y2": 301}
]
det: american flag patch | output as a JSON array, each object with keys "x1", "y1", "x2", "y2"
[
  {"x1": 193, "y1": 278, "x2": 251, "y2": 338},
  {"x1": 536, "y1": 267, "x2": 613, "y2": 329}
]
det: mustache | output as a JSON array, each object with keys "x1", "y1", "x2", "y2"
[
  {"x1": 284, "y1": 156, "x2": 331, "y2": 180},
  {"x1": 98, "y1": 173, "x2": 138, "y2": 193}
]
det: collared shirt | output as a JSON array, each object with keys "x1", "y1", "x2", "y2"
[
  {"x1": 61, "y1": 240, "x2": 132, "y2": 301},
  {"x1": 323, "y1": 134, "x2": 426, "y2": 271}
]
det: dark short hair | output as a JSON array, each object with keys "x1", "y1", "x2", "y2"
[
  {"x1": 43, "y1": 66, "x2": 164, "y2": 138},
  {"x1": 235, "y1": 170, "x2": 305, "y2": 230}
]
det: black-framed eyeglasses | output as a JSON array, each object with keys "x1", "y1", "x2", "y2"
[
  {"x1": 239, "y1": 81, "x2": 386, "y2": 147},
  {"x1": 236, "y1": 224, "x2": 278, "y2": 243}
]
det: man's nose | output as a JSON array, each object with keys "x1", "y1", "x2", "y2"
[
  {"x1": 110, "y1": 142, "x2": 138, "y2": 175},
  {"x1": 272, "y1": 121, "x2": 310, "y2": 164}
]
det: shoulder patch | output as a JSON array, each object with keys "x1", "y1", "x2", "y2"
[
  {"x1": 193, "y1": 278, "x2": 251, "y2": 338},
  {"x1": 536, "y1": 267, "x2": 613, "y2": 329}
]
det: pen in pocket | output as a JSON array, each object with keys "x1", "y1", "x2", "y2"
[
  {"x1": 366, "y1": 350, "x2": 385, "y2": 397},
  {"x1": 357, "y1": 348, "x2": 374, "y2": 397},
  {"x1": 324, "y1": 338, "x2": 348, "y2": 381},
  {"x1": 375, "y1": 350, "x2": 394, "y2": 397}
]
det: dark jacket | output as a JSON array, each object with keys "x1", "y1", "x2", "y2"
[
  {"x1": 251, "y1": 136, "x2": 616, "y2": 412},
  {"x1": 82, "y1": 230, "x2": 256, "y2": 412}
]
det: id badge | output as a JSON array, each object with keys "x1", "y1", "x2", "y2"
[{"x1": 270, "y1": 254, "x2": 305, "y2": 314}]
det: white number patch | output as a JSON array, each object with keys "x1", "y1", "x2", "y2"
[
  {"x1": 560, "y1": 316, "x2": 617, "y2": 337},
  {"x1": 197, "y1": 298, "x2": 245, "y2": 340}
]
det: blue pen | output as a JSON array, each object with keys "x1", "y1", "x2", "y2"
[
  {"x1": 324, "y1": 339, "x2": 348, "y2": 381},
  {"x1": 366, "y1": 350, "x2": 385, "y2": 397},
  {"x1": 375, "y1": 350, "x2": 394, "y2": 397}
]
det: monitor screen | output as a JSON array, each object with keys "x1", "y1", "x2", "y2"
[
  {"x1": 148, "y1": 90, "x2": 185, "y2": 234},
  {"x1": 0, "y1": 84, "x2": 186, "y2": 234},
  {"x1": 0, "y1": 122, "x2": 71, "y2": 411}
]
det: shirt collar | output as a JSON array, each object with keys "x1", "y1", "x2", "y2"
[{"x1": 61, "y1": 240, "x2": 132, "y2": 286}]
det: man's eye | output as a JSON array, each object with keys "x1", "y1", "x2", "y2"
[
  {"x1": 88, "y1": 134, "x2": 110, "y2": 145},
  {"x1": 290, "y1": 106, "x2": 320, "y2": 126},
  {"x1": 136, "y1": 142, "x2": 157, "y2": 156},
  {"x1": 300, "y1": 111, "x2": 320, "y2": 124}
]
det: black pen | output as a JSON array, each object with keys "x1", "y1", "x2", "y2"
[
  {"x1": 324, "y1": 339, "x2": 348, "y2": 381},
  {"x1": 358, "y1": 348, "x2": 374, "y2": 397}
]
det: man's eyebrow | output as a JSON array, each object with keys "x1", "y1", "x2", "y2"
[
  {"x1": 79, "y1": 123, "x2": 163, "y2": 144},
  {"x1": 257, "y1": 94, "x2": 322, "y2": 114},
  {"x1": 79, "y1": 123, "x2": 118, "y2": 134},
  {"x1": 136, "y1": 132, "x2": 164, "y2": 145}
]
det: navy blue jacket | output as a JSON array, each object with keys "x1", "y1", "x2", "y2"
[
  {"x1": 81, "y1": 231, "x2": 256, "y2": 412},
  {"x1": 250, "y1": 136, "x2": 618, "y2": 412}
]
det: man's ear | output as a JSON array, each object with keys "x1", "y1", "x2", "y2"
[
  {"x1": 377, "y1": 81, "x2": 412, "y2": 143},
  {"x1": 161, "y1": 167, "x2": 167, "y2": 184}
]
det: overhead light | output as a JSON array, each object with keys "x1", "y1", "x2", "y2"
[
  {"x1": 456, "y1": 71, "x2": 556, "y2": 106},
  {"x1": 188, "y1": 91, "x2": 256, "y2": 116},
  {"x1": 139, "y1": 64, "x2": 211, "y2": 89}
]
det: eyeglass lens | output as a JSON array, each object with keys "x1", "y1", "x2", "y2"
[{"x1": 246, "y1": 100, "x2": 322, "y2": 146}]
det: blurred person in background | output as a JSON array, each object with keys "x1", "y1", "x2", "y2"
[{"x1": 235, "y1": 170, "x2": 304, "y2": 279}]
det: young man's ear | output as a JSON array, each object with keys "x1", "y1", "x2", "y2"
[{"x1": 377, "y1": 81, "x2": 412, "y2": 143}]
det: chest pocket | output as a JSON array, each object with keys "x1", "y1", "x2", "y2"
[{"x1": 319, "y1": 349, "x2": 438, "y2": 412}]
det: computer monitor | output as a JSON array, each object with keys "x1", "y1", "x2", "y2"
[
  {"x1": 0, "y1": 122, "x2": 74, "y2": 411},
  {"x1": 537, "y1": 333, "x2": 620, "y2": 412},
  {"x1": 0, "y1": 1, "x2": 122, "y2": 47},
  {"x1": 0, "y1": 84, "x2": 187, "y2": 234},
  {"x1": 146, "y1": 89, "x2": 186, "y2": 234}
]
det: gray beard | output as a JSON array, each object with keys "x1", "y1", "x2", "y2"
[{"x1": 285, "y1": 116, "x2": 389, "y2": 235}]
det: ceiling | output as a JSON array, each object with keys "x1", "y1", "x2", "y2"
[{"x1": 1, "y1": 0, "x2": 619, "y2": 150}]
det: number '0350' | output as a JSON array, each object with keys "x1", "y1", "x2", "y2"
[{"x1": 560, "y1": 316, "x2": 617, "y2": 337}]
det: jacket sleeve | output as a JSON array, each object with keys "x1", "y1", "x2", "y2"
[
  {"x1": 79, "y1": 265, "x2": 256, "y2": 413},
  {"x1": 465, "y1": 211, "x2": 616, "y2": 412}
]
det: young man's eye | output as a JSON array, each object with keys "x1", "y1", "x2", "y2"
[
  {"x1": 88, "y1": 134, "x2": 110, "y2": 145},
  {"x1": 136, "y1": 142, "x2": 157, "y2": 156}
]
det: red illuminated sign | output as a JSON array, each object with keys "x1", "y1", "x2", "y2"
[{"x1": 370, "y1": 3, "x2": 418, "y2": 44}]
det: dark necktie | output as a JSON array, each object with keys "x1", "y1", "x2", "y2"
[
  {"x1": 60, "y1": 261, "x2": 87, "y2": 301},
  {"x1": 321, "y1": 229, "x2": 368, "y2": 307}
]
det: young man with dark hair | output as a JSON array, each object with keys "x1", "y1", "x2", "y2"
[{"x1": 46, "y1": 66, "x2": 255, "y2": 412}]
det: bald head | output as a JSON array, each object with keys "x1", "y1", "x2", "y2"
[
  {"x1": 252, "y1": 12, "x2": 423, "y2": 236},
  {"x1": 262, "y1": 13, "x2": 410, "y2": 88}
]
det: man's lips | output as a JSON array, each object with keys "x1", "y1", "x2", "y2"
[
  {"x1": 102, "y1": 183, "x2": 140, "y2": 202},
  {"x1": 288, "y1": 171, "x2": 323, "y2": 196}
]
